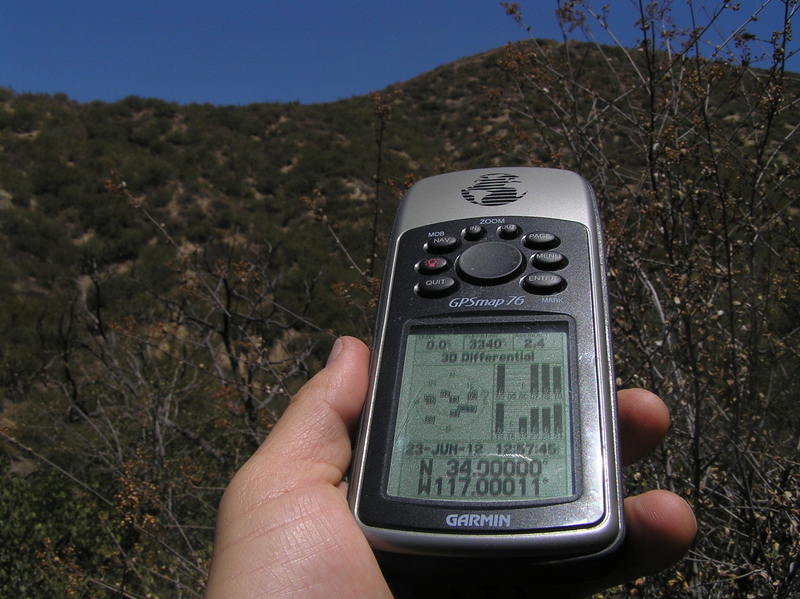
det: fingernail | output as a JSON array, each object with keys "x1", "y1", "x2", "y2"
[{"x1": 326, "y1": 337, "x2": 343, "y2": 366}]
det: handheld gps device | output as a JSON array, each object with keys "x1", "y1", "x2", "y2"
[{"x1": 348, "y1": 168, "x2": 623, "y2": 591}]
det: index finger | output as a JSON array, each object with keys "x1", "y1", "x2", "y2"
[{"x1": 617, "y1": 388, "x2": 670, "y2": 466}]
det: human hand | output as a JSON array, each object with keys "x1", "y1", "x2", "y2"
[{"x1": 204, "y1": 336, "x2": 696, "y2": 598}]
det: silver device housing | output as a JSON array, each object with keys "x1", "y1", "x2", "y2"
[{"x1": 348, "y1": 167, "x2": 622, "y2": 563}]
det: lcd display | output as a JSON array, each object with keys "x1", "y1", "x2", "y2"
[{"x1": 386, "y1": 326, "x2": 574, "y2": 502}]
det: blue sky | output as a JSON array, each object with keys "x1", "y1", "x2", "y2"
[{"x1": 1, "y1": 1, "x2": 795, "y2": 106}]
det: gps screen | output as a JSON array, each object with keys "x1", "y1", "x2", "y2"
[{"x1": 386, "y1": 325, "x2": 575, "y2": 503}]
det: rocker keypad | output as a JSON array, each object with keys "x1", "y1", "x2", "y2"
[{"x1": 456, "y1": 242, "x2": 524, "y2": 285}]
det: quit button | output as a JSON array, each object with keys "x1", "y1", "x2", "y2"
[{"x1": 415, "y1": 276, "x2": 457, "y2": 298}]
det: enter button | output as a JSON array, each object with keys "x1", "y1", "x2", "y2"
[{"x1": 521, "y1": 273, "x2": 567, "y2": 295}]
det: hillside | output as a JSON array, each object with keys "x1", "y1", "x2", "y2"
[
  {"x1": 1, "y1": 34, "x2": 799, "y2": 598},
  {"x1": 0, "y1": 48, "x2": 511, "y2": 357}
]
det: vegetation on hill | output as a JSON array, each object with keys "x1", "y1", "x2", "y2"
[
  {"x1": 496, "y1": 2, "x2": 800, "y2": 597},
  {"x1": 0, "y1": 1, "x2": 798, "y2": 596}
]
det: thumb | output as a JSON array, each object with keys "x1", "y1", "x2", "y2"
[
  {"x1": 205, "y1": 337, "x2": 391, "y2": 598},
  {"x1": 236, "y1": 335, "x2": 371, "y2": 500}
]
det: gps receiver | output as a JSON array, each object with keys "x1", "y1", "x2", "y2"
[{"x1": 347, "y1": 168, "x2": 623, "y2": 591}]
